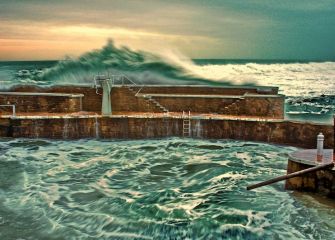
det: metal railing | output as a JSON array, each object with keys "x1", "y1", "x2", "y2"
[
  {"x1": 0, "y1": 104, "x2": 16, "y2": 117},
  {"x1": 94, "y1": 74, "x2": 144, "y2": 96},
  {"x1": 94, "y1": 74, "x2": 141, "y2": 86}
]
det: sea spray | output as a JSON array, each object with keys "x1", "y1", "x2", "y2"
[{"x1": 37, "y1": 40, "x2": 231, "y2": 86}]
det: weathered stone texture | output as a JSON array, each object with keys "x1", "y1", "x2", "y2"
[
  {"x1": 0, "y1": 118, "x2": 11, "y2": 137},
  {"x1": 12, "y1": 85, "x2": 101, "y2": 112},
  {"x1": 195, "y1": 119, "x2": 333, "y2": 148},
  {"x1": 111, "y1": 87, "x2": 162, "y2": 113},
  {"x1": 2, "y1": 84, "x2": 332, "y2": 149},
  {"x1": 285, "y1": 160, "x2": 335, "y2": 198},
  {"x1": 148, "y1": 94, "x2": 285, "y2": 117},
  {"x1": 244, "y1": 96, "x2": 284, "y2": 118},
  {"x1": 8, "y1": 117, "x2": 334, "y2": 149},
  {"x1": 152, "y1": 96, "x2": 236, "y2": 113},
  {"x1": 0, "y1": 93, "x2": 82, "y2": 113},
  {"x1": 9, "y1": 85, "x2": 281, "y2": 116}
]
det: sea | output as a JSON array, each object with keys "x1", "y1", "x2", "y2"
[{"x1": 0, "y1": 43, "x2": 334, "y2": 239}]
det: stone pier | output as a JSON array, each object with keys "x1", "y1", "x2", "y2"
[{"x1": 0, "y1": 84, "x2": 332, "y2": 150}]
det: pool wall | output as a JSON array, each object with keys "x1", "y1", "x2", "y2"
[
  {"x1": 0, "y1": 84, "x2": 332, "y2": 149},
  {"x1": 10, "y1": 85, "x2": 284, "y2": 118},
  {"x1": 0, "y1": 116, "x2": 332, "y2": 149}
]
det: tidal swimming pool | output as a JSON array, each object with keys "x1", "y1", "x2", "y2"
[{"x1": 0, "y1": 138, "x2": 334, "y2": 239}]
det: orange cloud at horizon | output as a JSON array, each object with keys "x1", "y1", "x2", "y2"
[
  {"x1": 0, "y1": 24, "x2": 219, "y2": 61},
  {"x1": 0, "y1": 38, "x2": 105, "y2": 60}
]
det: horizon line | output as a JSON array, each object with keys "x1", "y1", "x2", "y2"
[{"x1": 0, "y1": 58, "x2": 334, "y2": 63}]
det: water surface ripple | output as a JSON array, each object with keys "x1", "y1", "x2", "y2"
[{"x1": 0, "y1": 138, "x2": 334, "y2": 239}]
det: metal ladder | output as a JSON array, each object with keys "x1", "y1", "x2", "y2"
[{"x1": 182, "y1": 111, "x2": 191, "y2": 137}]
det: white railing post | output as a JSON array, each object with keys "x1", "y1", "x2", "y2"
[
  {"x1": 317, "y1": 132, "x2": 324, "y2": 161},
  {"x1": 0, "y1": 104, "x2": 16, "y2": 117}
]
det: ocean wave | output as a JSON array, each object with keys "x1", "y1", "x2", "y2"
[
  {"x1": 190, "y1": 61, "x2": 335, "y2": 96},
  {"x1": 1, "y1": 39, "x2": 333, "y2": 98},
  {"x1": 37, "y1": 39, "x2": 224, "y2": 86}
]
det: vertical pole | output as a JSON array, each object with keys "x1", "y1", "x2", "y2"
[
  {"x1": 317, "y1": 132, "x2": 324, "y2": 162},
  {"x1": 101, "y1": 80, "x2": 112, "y2": 116}
]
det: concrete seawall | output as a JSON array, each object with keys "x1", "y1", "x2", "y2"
[
  {"x1": 9, "y1": 85, "x2": 285, "y2": 118},
  {"x1": 0, "y1": 84, "x2": 332, "y2": 149},
  {"x1": 0, "y1": 115, "x2": 333, "y2": 149}
]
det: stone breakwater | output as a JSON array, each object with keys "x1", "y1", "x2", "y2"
[
  {"x1": 0, "y1": 115, "x2": 332, "y2": 149},
  {"x1": 0, "y1": 84, "x2": 332, "y2": 149}
]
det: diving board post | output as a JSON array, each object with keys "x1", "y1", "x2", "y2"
[
  {"x1": 94, "y1": 75, "x2": 113, "y2": 116},
  {"x1": 101, "y1": 79, "x2": 112, "y2": 115}
]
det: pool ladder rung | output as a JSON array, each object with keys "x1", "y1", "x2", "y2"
[{"x1": 182, "y1": 111, "x2": 191, "y2": 137}]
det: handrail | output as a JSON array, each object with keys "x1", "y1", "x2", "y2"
[
  {"x1": 182, "y1": 110, "x2": 191, "y2": 119},
  {"x1": 246, "y1": 162, "x2": 334, "y2": 190},
  {"x1": 94, "y1": 73, "x2": 145, "y2": 97},
  {"x1": 0, "y1": 104, "x2": 16, "y2": 117},
  {"x1": 135, "y1": 86, "x2": 143, "y2": 96}
]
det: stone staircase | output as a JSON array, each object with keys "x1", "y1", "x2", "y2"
[
  {"x1": 125, "y1": 86, "x2": 169, "y2": 115},
  {"x1": 143, "y1": 95, "x2": 169, "y2": 114},
  {"x1": 124, "y1": 83, "x2": 247, "y2": 117}
]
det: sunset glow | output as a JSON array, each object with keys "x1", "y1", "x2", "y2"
[{"x1": 0, "y1": 0, "x2": 334, "y2": 60}]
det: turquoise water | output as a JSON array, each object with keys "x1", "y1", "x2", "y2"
[{"x1": 0, "y1": 138, "x2": 334, "y2": 239}]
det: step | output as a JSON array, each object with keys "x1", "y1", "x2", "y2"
[{"x1": 140, "y1": 94, "x2": 170, "y2": 114}]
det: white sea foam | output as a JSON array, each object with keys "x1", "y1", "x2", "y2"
[
  {"x1": 2, "y1": 41, "x2": 334, "y2": 99},
  {"x1": 163, "y1": 52, "x2": 335, "y2": 96},
  {"x1": 209, "y1": 172, "x2": 247, "y2": 183}
]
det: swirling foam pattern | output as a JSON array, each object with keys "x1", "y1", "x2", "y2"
[{"x1": 0, "y1": 138, "x2": 334, "y2": 239}]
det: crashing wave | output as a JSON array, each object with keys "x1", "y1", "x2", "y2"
[{"x1": 38, "y1": 39, "x2": 227, "y2": 86}]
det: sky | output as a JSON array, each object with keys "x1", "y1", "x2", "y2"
[{"x1": 0, "y1": 0, "x2": 334, "y2": 61}]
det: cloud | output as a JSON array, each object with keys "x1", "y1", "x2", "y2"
[
  {"x1": 0, "y1": 21, "x2": 221, "y2": 60},
  {"x1": 0, "y1": 0, "x2": 334, "y2": 60}
]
